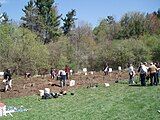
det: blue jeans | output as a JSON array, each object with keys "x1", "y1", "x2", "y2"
[
  {"x1": 150, "y1": 73, "x2": 157, "y2": 86},
  {"x1": 129, "y1": 74, "x2": 135, "y2": 84},
  {"x1": 140, "y1": 74, "x2": 146, "y2": 86},
  {"x1": 60, "y1": 75, "x2": 66, "y2": 87}
]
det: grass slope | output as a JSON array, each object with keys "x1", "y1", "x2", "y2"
[{"x1": 1, "y1": 82, "x2": 160, "y2": 120}]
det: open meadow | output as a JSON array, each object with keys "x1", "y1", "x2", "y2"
[{"x1": 1, "y1": 79, "x2": 160, "y2": 120}]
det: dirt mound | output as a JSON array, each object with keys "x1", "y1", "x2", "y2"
[{"x1": 0, "y1": 71, "x2": 129, "y2": 99}]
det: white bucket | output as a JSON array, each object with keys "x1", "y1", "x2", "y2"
[
  {"x1": 70, "y1": 69, "x2": 73, "y2": 75},
  {"x1": 83, "y1": 68, "x2": 87, "y2": 72},
  {"x1": 118, "y1": 66, "x2": 122, "y2": 71},
  {"x1": 0, "y1": 72, "x2": 4, "y2": 76},
  {"x1": 44, "y1": 88, "x2": 50, "y2": 94},
  {"x1": 70, "y1": 80, "x2": 75, "y2": 86},
  {"x1": 104, "y1": 83, "x2": 110, "y2": 87},
  {"x1": 90, "y1": 71, "x2": 94, "y2": 75},
  {"x1": 39, "y1": 90, "x2": 44, "y2": 97},
  {"x1": 108, "y1": 68, "x2": 112, "y2": 73}
]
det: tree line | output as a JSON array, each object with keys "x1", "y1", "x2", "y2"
[{"x1": 0, "y1": 0, "x2": 160, "y2": 75}]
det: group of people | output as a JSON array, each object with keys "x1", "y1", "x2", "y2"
[
  {"x1": 128, "y1": 62, "x2": 160, "y2": 86},
  {"x1": 2, "y1": 61, "x2": 159, "y2": 92},
  {"x1": 50, "y1": 65, "x2": 71, "y2": 87}
]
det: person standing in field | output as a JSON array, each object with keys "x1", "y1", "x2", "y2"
[
  {"x1": 128, "y1": 64, "x2": 135, "y2": 85},
  {"x1": 50, "y1": 68, "x2": 54, "y2": 79},
  {"x1": 3, "y1": 69, "x2": 12, "y2": 91},
  {"x1": 104, "y1": 63, "x2": 109, "y2": 75},
  {"x1": 58, "y1": 69, "x2": 66, "y2": 87},
  {"x1": 65, "y1": 65, "x2": 70, "y2": 80},
  {"x1": 138, "y1": 62, "x2": 148, "y2": 86},
  {"x1": 148, "y1": 62, "x2": 158, "y2": 86},
  {"x1": 155, "y1": 62, "x2": 160, "y2": 84}
]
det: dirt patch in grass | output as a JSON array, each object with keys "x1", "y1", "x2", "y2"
[{"x1": 0, "y1": 71, "x2": 129, "y2": 99}]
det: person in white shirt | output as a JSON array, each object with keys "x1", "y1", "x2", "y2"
[
  {"x1": 138, "y1": 62, "x2": 148, "y2": 86},
  {"x1": 128, "y1": 64, "x2": 135, "y2": 85},
  {"x1": 58, "y1": 70, "x2": 66, "y2": 87}
]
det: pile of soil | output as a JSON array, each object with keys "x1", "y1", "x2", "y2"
[{"x1": 0, "y1": 71, "x2": 129, "y2": 99}]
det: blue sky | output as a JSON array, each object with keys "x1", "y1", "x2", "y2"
[{"x1": 0, "y1": 0, "x2": 160, "y2": 27}]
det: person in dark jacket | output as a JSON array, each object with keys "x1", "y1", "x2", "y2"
[
  {"x1": 155, "y1": 62, "x2": 160, "y2": 84},
  {"x1": 104, "y1": 64, "x2": 109, "y2": 75},
  {"x1": 3, "y1": 69, "x2": 12, "y2": 91}
]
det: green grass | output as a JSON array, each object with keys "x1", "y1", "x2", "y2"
[{"x1": 1, "y1": 82, "x2": 160, "y2": 120}]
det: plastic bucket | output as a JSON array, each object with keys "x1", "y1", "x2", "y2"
[
  {"x1": 70, "y1": 80, "x2": 75, "y2": 86},
  {"x1": 44, "y1": 88, "x2": 50, "y2": 94},
  {"x1": 39, "y1": 90, "x2": 44, "y2": 97}
]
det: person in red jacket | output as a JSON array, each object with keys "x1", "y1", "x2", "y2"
[{"x1": 65, "y1": 65, "x2": 70, "y2": 80}]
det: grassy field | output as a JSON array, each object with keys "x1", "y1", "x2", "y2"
[{"x1": 1, "y1": 81, "x2": 160, "y2": 120}]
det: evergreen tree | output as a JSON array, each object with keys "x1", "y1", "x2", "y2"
[
  {"x1": 21, "y1": 0, "x2": 61, "y2": 44},
  {"x1": 0, "y1": 4, "x2": 9, "y2": 24},
  {"x1": 35, "y1": 0, "x2": 61, "y2": 44},
  {"x1": 156, "y1": 8, "x2": 160, "y2": 19},
  {"x1": 62, "y1": 9, "x2": 77, "y2": 35},
  {"x1": 1, "y1": 12, "x2": 9, "y2": 23},
  {"x1": 21, "y1": 0, "x2": 37, "y2": 31}
]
